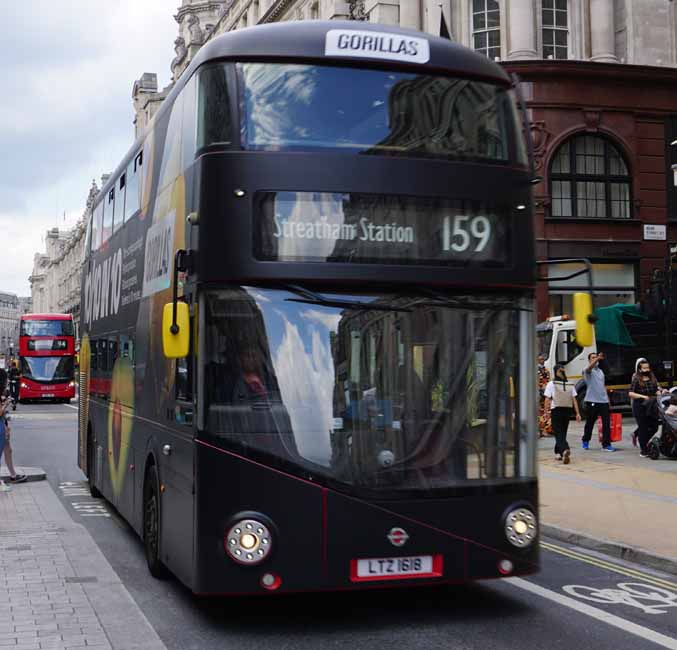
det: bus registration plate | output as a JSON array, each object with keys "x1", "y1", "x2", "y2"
[{"x1": 351, "y1": 555, "x2": 442, "y2": 581}]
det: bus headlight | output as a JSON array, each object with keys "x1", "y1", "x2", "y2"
[
  {"x1": 504, "y1": 507, "x2": 537, "y2": 548},
  {"x1": 225, "y1": 518, "x2": 273, "y2": 565}
]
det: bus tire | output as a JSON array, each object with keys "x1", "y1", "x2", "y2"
[
  {"x1": 87, "y1": 432, "x2": 102, "y2": 499},
  {"x1": 143, "y1": 464, "x2": 169, "y2": 580}
]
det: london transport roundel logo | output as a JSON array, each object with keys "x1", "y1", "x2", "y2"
[{"x1": 387, "y1": 527, "x2": 409, "y2": 547}]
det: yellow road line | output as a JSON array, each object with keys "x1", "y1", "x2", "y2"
[{"x1": 540, "y1": 540, "x2": 677, "y2": 591}]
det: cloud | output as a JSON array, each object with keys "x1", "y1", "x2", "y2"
[
  {"x1": 0, "y1": 0, "x2": 177, "y2": 294},
  {"x1": 301, "y1": 308, "x2": 342, "y2": 331},
  {"x1": 272, "y1": 314, "x2": 335, "y2": 466}
]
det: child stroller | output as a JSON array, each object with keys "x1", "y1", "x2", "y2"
[{"x1": 650, "y1": 394, "x2": 677, "y2": 460}]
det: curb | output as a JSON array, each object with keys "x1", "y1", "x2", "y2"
[
  {"x1": 542, "y1": 523, "x2": 677, "y2": 577},
  {"x1": 0, "y1": 465, "x2": 46, "y2": 483}
]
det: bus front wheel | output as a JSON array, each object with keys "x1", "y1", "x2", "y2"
[
  {"x1": 87, "y1": 433, "x2": 102, "y2": 499},
  {"x1": 143, "y1": 465, "x2": 169, "y2": 579}
]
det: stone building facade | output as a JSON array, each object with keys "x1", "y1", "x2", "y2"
[
  {"x1": 130, "y1": 0, "x2": 677, "y2": 319},
  {"x1": 0, "y1": 293, "x2": 31, "y2": 360},
  {"x1": 29, "y1": 181, "x2": 98, "y2": 338}
]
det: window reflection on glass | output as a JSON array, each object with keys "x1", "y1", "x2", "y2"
[
  {"x1": 234, "y1": 63, "x2": 516, "y2": 162},
  {"x1": 202, "y1": 287, "x2": 527, "y2": 494}
]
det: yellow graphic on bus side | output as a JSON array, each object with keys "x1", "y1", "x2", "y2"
[
  {"x1": 107, "y1": 356, "x2": 135, "y2": 498},
  {"x1": 78, "y1": 335, "x2": 91, "y2": 471}
]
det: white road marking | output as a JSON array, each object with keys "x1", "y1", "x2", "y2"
[
  {"x1": 58, "y1": 483, "x2": 111, "y2": 518},
  {"x1": 63, "y1": 404, "x2": 78, "y2": 411},
  {"x1": 562, "y1": 583, "x2": 677, "y2": 615},
  {"x1": 507, "y1": 577, "x2": 677, "y2": 649}
]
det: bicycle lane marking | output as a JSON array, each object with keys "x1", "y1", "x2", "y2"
[
  {"x1": 506, "y1": 577, "x2": 677, "y2": 650},
  {"x1": 561, "y1": 583, "x2": 677, "y2": 615}
]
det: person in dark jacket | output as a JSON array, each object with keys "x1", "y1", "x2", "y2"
[{"x1": 629, "y1": 359, "x2": 663, "y2": 457}]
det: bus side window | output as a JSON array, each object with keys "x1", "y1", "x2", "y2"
[
  {"x1": 91, "y1": 339, "x2": 98, "y2": 372},
  {"x1": 176, "y1": 325, "x2": 193, "y2": 403},
  {"x1": 83, "y1": 211, "x2": 92, "y2": 260},
  {"x1": 92, "y1": 201, "x2": 103, "y2": 251},
  {"x1": 158, "y1": 90, "x2": 184, "y2": 192},
  {"x1": 113, "y1": 174, "x2": 125, "y2": 233},
  {"x1": 98, "y1": 339, "x2": 106, "y2": 373},
  {"x1": 109, "y1": 338, "x2": 119, "y2": 369},
  {"x1": 103, "y1": 188, "x2": 114, "y2": 245},
  {"x1": 182, "y1": 73, "x2": 198, "y2": 171},
  {"x1": 124, "y1": 153, "x2": 141, "y2": 223},
  {"x1": 197, "y1": 64, "x2": 232, "y2": 149},
  {"x1": 120, "y1": 334, "x2": 135, "y2": 363}
]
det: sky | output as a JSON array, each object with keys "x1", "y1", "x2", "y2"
[{"x1": 1, "y1": 1, "x2": 178, "y2": 296}]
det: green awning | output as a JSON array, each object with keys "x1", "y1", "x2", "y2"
[{"x1": 593, "y1": 304, "x2": 647, "y2": 347}]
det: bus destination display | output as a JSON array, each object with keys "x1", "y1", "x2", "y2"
[{"x1": 255, "y1": 191, "x2": 510, "y2": 267}]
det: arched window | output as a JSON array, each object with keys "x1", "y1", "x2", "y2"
[
  {"x1": 549, "y1": 134, "x2": 631, "y2": 219},
  {"x1": 472, "y1": 0, "x2": 500, "y2": 60},
  {"x1": 542, "y1": 0, "x2": 568, "y2": 59}
]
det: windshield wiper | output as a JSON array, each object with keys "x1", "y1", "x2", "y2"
[
  {"x1": 283, "y1": 284, "x2": 413, "y2": 312},
  {"x1": 411, "y1": 288, "x2": 533, "y2": 312}
]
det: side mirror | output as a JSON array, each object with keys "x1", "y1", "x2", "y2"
[
  {"x1": 162, "y1": 302, "x2": 190, "y2": 358},
  {"x1": 573, "y1": 292, "x2": 594, "y2": 347}
]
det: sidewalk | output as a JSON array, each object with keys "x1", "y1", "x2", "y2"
[
  {"x1": 0, "y1": 473, "x2": 168, "y2": 650},
  {"x1": 539, "y1": 416, "x2": 677, "y2": 575}
]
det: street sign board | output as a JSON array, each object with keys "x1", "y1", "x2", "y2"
[{"x1": 644, "y1": 224, "x2": 666, "y2": 241}]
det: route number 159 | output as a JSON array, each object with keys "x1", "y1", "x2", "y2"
[{"x1": 442, "y1": 215, "x2": 492, "y2": 253}]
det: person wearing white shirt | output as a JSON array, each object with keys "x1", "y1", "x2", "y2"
[{"x1": 544, "y1": 364, "x2": 581, "y2": 464}]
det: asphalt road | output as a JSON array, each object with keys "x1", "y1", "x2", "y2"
[{"x1": 9, "y1": 401, "x2": 677, "y2": 650}]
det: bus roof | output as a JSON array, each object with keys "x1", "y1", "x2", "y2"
[
  {"x1": 192, "y1": 21, "x2": 510, "y2": 84},
  {"x1": 21, "y1": 313, "x2": 73, "y2": 321},
  {"x1": 98, "y1": 20, "x2": 512, "y2": 206}
]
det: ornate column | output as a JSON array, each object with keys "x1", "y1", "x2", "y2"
[
  {"x1": 508, "y1": 0, "x2": 537, "y2": 60},
  {"x1": 590, "y1": 0, "x2": 617, "y2": 62},
  {"x1": 399, "y1": 0, "x2": 421, "y2": 29}
]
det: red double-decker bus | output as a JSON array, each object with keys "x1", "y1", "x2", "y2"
[{"x1": 19, "y1": 313, "x2": 76, "y2": 403}]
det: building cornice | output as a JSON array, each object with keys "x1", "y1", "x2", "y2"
[
  {"x1": 259, "y1": 0, "x2": 295, "y2": 24},
  {"x1": 504, "y1": 60, "x2": 677, "y2": 85},
  {"x1": 175, "y1": 1, "x2": 225, "y2": 22}
]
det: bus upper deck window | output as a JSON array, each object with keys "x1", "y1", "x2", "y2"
[
  {"x1": 236, "y1": 63, "x2": 514, "y2": 162},
  {"x1": 102, "y1": 188, "x2": 114, "y2": 245},
  {"x1": 197, "y1": 65, "x2": 232, "y2": 149},
  {"x1": 92, "y1": 201, "x2": 103, "y2": 251},
  {"x1": 124, "y1": 153, "x2": 141, "y2": 222},
  {"x1": 113, "y1": 174, "x2": 125, "y2": 233}
]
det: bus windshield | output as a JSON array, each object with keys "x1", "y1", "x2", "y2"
[
  {"x1": 21, "y1": 356, "x2": 74, "y2": 383},
  {"x1": 21, "y1": 319, "x2": 74, "y2": 337},
  {"x1": 200, "y1": 62, "x2": 523, "y2": 162},
  {"x1": 202, "y1": 287, "x2": 529, "y2": 494}
]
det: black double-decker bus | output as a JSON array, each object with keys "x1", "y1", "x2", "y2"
[{"x1": 79, "y1": 21, "x2": 545, "y2": 594}]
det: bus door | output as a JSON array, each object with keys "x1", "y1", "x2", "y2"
[{"x1": 159, "y1": 295, "x2": 196, "y2": 586}]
